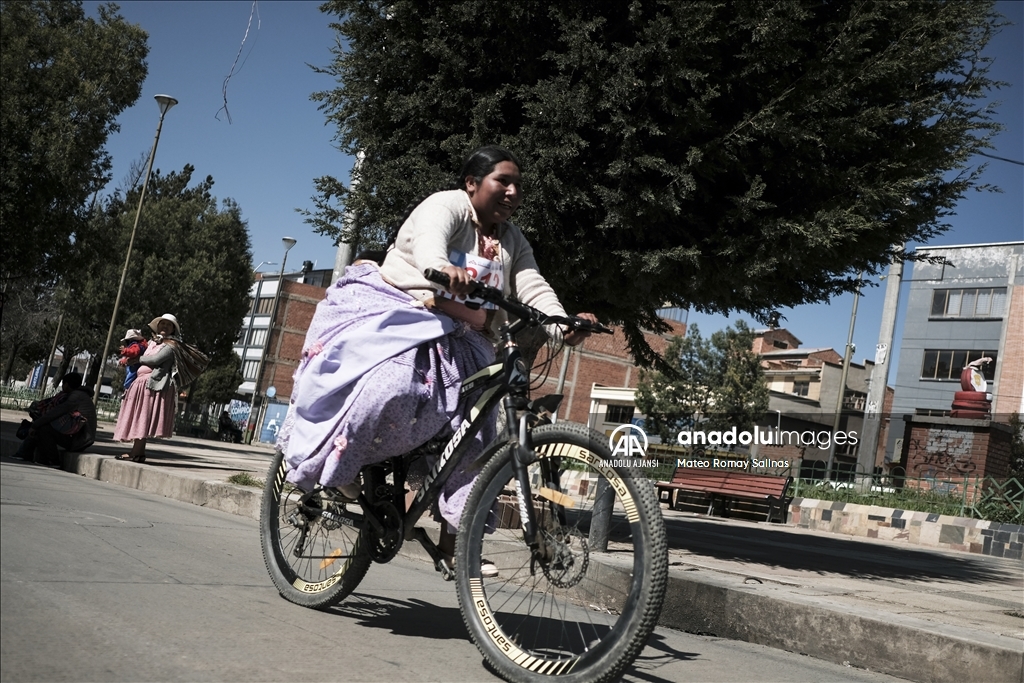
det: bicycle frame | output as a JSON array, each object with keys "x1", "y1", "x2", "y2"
[
  {"x1": 261, "y1": 269, "x2": 665, "y2": 682},
  {"x1": 329, "y1": 268, "x2": 608, "y2": 573},
  {"x1": 396, "y1": 317, "x2": 546, "y2": 552}
]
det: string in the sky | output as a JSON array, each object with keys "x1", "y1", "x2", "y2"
[{"x1": 216, "y1": 1, "x2": 261, "y2": 124}]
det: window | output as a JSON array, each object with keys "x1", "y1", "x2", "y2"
[
  {"x1": 242, "y1": 360, "x2": 260, "y2": 380},
  {"x1": 920, "y1": 349, "x2": 997, "y2": 381},
  {"x1": 843, "y1": 391, "x2": 866, "y2": 411},
  {"x1": 772, "y1": 340, "x2": 789, "y2": 349},
  {"x1": 930, "y1": 287, "x2": 1006, "y2": 318},
  {"x1": 605, "y1": 405, "x2": 635, "y2": 423},
  {"x1": 247, "y1": 328, "x2": 268, "y2": 347},
  {"x1": 792, "y1": 380, "x2": 809, "y2": 396},
  {"x1": 254, "y1": 297, "x2": 275, "y2": 315},
  {"x1": 834, "y1": 441, "x2": 858, "y2": 458}
]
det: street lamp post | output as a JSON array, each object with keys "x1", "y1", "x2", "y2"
[
  {"x1": 93, "y1": 94, "x2": 178, "y2": 406},
  {"x1": 245, "y1": 237, "x2": 296, "y2": 443}
]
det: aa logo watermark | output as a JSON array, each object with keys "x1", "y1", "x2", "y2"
[{"x1": 609, "y1": 424, "x2": 649, "y2": 458}]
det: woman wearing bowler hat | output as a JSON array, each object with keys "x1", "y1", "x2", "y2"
[{"x1": 112, "y1": 314, "x2": 181, "y2": 462}]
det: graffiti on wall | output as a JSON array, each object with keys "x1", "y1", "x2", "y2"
[{"x1": 909, "y1": 428, "x2": 976, "y2": 476}]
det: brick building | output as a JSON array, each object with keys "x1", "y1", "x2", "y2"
[
  {"x1": 528, "y1": 320, "x2": 687, "y2": 430},
  {"x1": 994, "y1": 277, "x2": 1024, "y2": 416},
  {"x1": 255, "y1": 279, "x2": 325, "y2": 401},
  {"x1": 233, "y1": 267, "x2": 331, "y2": 442}
]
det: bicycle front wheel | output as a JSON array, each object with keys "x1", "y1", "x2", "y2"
[
  {"x1": 455, "y1": 422, "x2": 667, "y2": 683},
  {"x1": 260, "y1": 449, "x2": 371, "y2": 609}
]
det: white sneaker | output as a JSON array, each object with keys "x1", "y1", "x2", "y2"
[{"x1": 481, "y1": 559, "x2": 499, "y2": 578}]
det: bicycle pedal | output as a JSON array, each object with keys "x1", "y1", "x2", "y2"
[{"x1": 437, "y1": 559, "x2": 456, "y2": 581}]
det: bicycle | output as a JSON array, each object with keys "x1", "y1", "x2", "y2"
[{"x1": 260, "y1": 269, "x2": 668, "y2": 683}]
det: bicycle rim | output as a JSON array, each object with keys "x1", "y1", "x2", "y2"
[
  {"x1": 260, "y1": 449, "x2": 371, "y2": 609},
  {"x1": 455, "y1": 423, "x2": 667, "y2": 682}
]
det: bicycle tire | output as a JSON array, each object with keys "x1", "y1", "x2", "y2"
[
  {"x1": 260, "y1": 449, "x2": 372, "y2": 609},
  {"x1": 455, "y1": 422, "x2": 667, "y2": 683}
]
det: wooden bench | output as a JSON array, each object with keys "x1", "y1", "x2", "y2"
[{"x1": 656, "y1": 467, "x2": 792, "y2": 523}]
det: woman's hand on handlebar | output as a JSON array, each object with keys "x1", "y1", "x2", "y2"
[
  {"x1": 564, "y1": 312, "x2": 599, "y2": 347},
  {"x1": 440, "y1": 265, "x2": 477, "y2": 298}
]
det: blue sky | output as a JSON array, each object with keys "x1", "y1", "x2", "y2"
[{"x1": 87, "y1": 1, "x2": 1022, "y2": 382}]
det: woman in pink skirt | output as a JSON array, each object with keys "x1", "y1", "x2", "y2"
[{"x1": 113, "y1": 314, "x2": 179, "y2": 462}]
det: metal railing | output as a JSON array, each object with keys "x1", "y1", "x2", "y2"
[
  {"x1": 1, "y1": 386, "x2": 123, "y2": 422},
  {"x1": 789, "y1": 469, "x2": 1023, "y2": 525}
]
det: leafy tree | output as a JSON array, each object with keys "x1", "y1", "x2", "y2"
[
  {"x1": 0, "y1": 280, "x2": 58, "y2": 383},
  {"x1": 63, "y1": 165, "x2": 253, "y2": 386},
  {"x1": 307, "y1": 0, "x2": 1005, "y2": 365},
  {"x1": 0, "y1": 1, "x2": 148, "y2": 289},
  {"x1": 190, "y1": 351, "x2": 245, "y2": 405},
  {"x1": 635, "y1": 321, "x2": 768, "y2": 443}
]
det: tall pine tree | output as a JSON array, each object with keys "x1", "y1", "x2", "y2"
[{"x1": 307, "y1": 0, "x2": 1005, "y2": 364}]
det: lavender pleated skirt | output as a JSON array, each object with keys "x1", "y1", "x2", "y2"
[{"x1": 278, "y1": 264, "x2": 496, "y2": 528}]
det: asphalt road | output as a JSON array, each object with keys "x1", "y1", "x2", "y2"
[{"x1": 0, "y1": 458, "x2": 909, "y2": 683}]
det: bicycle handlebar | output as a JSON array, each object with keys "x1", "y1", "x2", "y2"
[{"x1": 423, "y1": 268, "x2": 613, "y2": 335}]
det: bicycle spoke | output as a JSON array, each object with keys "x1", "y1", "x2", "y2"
[{"x1": 456, "y1": 423, "x2": 667, "y2": 682}]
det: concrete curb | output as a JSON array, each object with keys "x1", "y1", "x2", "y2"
[
  {"x1": 659, "y1": 566, "x2": 1022, "y2": 683},
  {"x1": 65, "y1": 451, "x2": 264, "y2": 521},
  {"x1": 34, "y1": 449, "x2": 1024, "y2": 683}
]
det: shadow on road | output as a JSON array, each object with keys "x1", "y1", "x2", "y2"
[
  {"x1": 330, "y1": 594, "x2": 467, "y2": 640},
  {"x1": 331, "y1": 592, "x2": 692, "y2": 683},
  {"x1": 663, "y1": 516, "x2": 1018, "y2": 583}
]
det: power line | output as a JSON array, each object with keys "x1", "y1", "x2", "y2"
[{"x1": 976, "y1": 150, "x2": 1024, "y2": 166}]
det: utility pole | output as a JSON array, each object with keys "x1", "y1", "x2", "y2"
[
  {"x1": 331, "y1": 242, "x2": 356, "y2": 285},
  {"x1": 857, "y1": 257, "x2": 904, "y2": 485},
  {"x1": 40, "y1": 312, "x2": 65, "y2": 398},
  {"x1": 331, "y1": 151, "x2": 364, "y2": 285},
  {"x1": 824, "y1": 274, "x2": 863, "y2": 481},
  {"x1": 93, "y1": 95, "x2": 177, "y2": 406}
]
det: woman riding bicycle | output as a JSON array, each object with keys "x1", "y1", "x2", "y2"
[{"x1": 277, "y1": 145, "x2": 595, "y2": 557}]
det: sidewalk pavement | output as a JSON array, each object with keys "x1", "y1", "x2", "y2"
[{"x1": 2, "y1": 411, "x2": 1021, "y2": 683}]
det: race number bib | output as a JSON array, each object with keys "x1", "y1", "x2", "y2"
[{"x1": 438, "y1": 250, "x2": 504, "y2": 310}]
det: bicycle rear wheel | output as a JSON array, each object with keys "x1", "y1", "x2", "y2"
[
  {"x1": 260, "y1": 449, "x2": 371, "y2": 609},
  {"x1": 455, "y1": 422, "x2": 667, "y2": 683}
]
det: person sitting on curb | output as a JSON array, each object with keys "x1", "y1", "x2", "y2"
[
  {"x1": 218, "y1": 410, "x2": 243, "y2": 443},
  {"x1": 14, "y1": 372, "x2": 97, "y2": 466}
]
